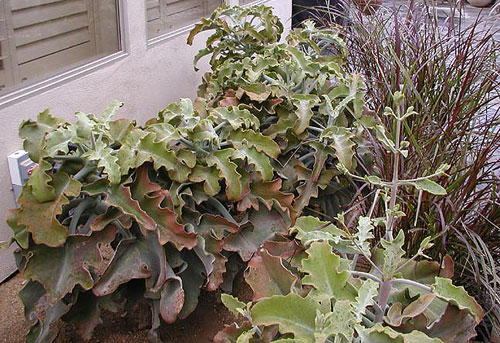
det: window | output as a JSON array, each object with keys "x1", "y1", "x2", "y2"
[
  {"x1": 0, "y1": 0, "x2": 120, "y2": 94},
  {"x1": 146, "y1": 0, "x2": 223, "y2": 40}
]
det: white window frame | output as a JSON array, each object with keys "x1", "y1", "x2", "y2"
[{"x1": 0, "y1": 0, "x2": 128, "y2": 109}]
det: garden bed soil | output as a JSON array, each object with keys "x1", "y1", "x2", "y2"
[{"x1": 0, "y1": 273, "x2": 238, "y2": 343}]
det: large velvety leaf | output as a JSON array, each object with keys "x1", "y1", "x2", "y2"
[
  {"x1": 301, "y1": 241, "x2": 353, "y2": 301},
  {"x1": 5, "y1": 209, "x2": 29, "y2": 249},
  {"x1": 83, "y1": 140, "x2": 121, "y2": 184},
  {"x1": 224, "y1": 207, "x2": 288, "y2": 261},
  {"x1": 135, "y1": 133, "x2": 178, "y2": 172},
  {"x1": 131, "y1": 166, "x2": 197, "y2": 250},
  {"x1": 380, "y1": 230, "x2": 405, "y2": 280},
  {"x1": 318, "y1": 300, "x2": 355, "y2": 343},
  {"x1": 291, "y1": 94, "x2": 320, "y2": 135},
  {"x1": 210, "y1": 106, "x2": 260, "y2": 130},
  {"x1": 84, "y1": 179, "x2": 156, "y2": 234},
  {"x1": 17, "y1": 172, "x2": 81, "y2": 247},
  {"x1": 321, "y1": 126, "x2": 356, "y2": 171},
  {"x1": 24, "y1": 228, "x2": 116, "y2": 301},
  {"x1": 221, "y1": 294, "x2": 247, "y2": 317},
  {"x1": 353, "y1": 279, "x2": 379, "y2": 321},
  {"x1": 27, "y1": 159, "x2": 56, "y2": 203},
  {"x1": 432, "y1": 277, "x2": 484, "y2": 324},
  {"x1": 207, "y1": 149, "x2": 243, "y2": 201},
  {"x1": 93, "y1": 231, "x2": 167, "y2": 296},
  {"x1": 423, "y1": 305, "x2": 478, "y2": 343},
  {"x1": 357, "y1": 324, "x2": 443, "y2": 343},
  {"x1": 245, "y1": 249, "x2": 297, "y2": 301},
  {"x1": 237, "y1": 179, "x2": 296, "y2": 224},
  {"x1": 229, "y1": 129, "x2": 281, "y2": 159},
  {"x1": 178, "y1": 251, "x2": 206, "y2": 319},
  {"x1": 159, "y1": 262, "x2": 184, "y2": 323},
  {"x1": 189, "y1": 166, "x2": 221, "y2": 197},
  {"x1": 251, "y1": 294, "x2": 319, "y2": 343},
  {"x1": 232, "y1": 144, "x2": 274, "y2": 181},
  {"x1": 19, "y1": 109, "x2": 66, "y2": 162}
]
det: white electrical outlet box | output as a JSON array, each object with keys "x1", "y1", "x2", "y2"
[{"x1": 8, "y1": 150, "x2": 37, "y2": 205}]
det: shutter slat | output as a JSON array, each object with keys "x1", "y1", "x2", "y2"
[
  {"x1": 11, "y1": 0, "x2": 64, "y2": 11},
  {"x1": 14, "y1": 13, "x2": 89, "y2": 47},
  {"x1": 12, "y1": 0, "x2": 87, "y2": 29},
  {"x1": 17, "y1": 27, "x2": 90, "y2": 64}
]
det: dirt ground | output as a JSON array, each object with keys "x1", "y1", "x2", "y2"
[{"x1": 0, "y1": 273, "x2": 237, "y2": 343}]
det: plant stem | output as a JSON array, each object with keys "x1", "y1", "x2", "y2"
[
  {"x1": 74, "y1": 164, "x2": 96, "y2": 181},
  {"x1": 386, "y1": 105, "x2": 403, "y2": 241},
  {"x1": 391, "y1": 278, "x2": 432, "y2": 292},
  {"x1": 351, "y1": 271, "x2": 382, "y2": 283}
]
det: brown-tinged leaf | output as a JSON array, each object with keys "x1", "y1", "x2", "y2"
[
  {"x1": 23, "y1": 227, "x2": 116, "y2": 301},
  {"x1": 93, "y1": 231, "x2": 167, "y2": 296},
  {"x1": 131, "y1": 166, "x2": 197, "y2": 250},
  {"x1": 224, "y1": 207, "x2": 288, "y2": 261},
  {"x1": 245, "y1": 249, "x2": 297, "y2": 301},
  {"x1": 16, "y1": 172, "x2": 81, "y2": 247}
]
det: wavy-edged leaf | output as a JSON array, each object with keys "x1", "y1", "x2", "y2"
[
  {"x1": 19, "y1": 109, "x2": 65, "y2": 162},
  {"x1": 290, "y1": 216, "x2": 345, "y2": 246},
  {"x1": 44, "y1": 125, "x2": 77, "y2": 157},
  {"x1": 207, "y1": 149, "x2": 242, "y2": 201},
  {"x1": 135, "y1": 133, "x2": 177, "y2": 172},
  {"x1": 189, "y1": 165, "x2": 221, "y2": 197},
  {"x1": 17, "y1": 172, "x2": 81, "y2": 247},
  {"x1": 355, "y1": 216, "x2": 374, "y2": 257},
  {"x1": 229, "y1": 129, "x2": 281, "y2": 159},
  {"x1": 357, "y1": 324, "x2": 443, "y2": 343},
  {"x1": 131, "y1": 166, "x2": 197, "y2": 250},
  {"x1": 237, "y1": 179, "x2": 295, "y2": 223},
  {"x1": 83, "y1": 140, "x2": 121, "y2": 184},
  {"x1": 318, "y1": 300, "x2": 355, "y2": 342},
  {"x1": 432, "y1": 277, "x2": 484, "y2": 324},
  {"x1": 321, "y1": 126, "x2": 356, "y2": 171},
  {"x1": 251, "y1": 293, "x2": 319, "y2": 343},
  {"x1": 353, "y1": 279, "x2": 379, "y2": 321},
  {"x1": 246, "y1": 249, "x2": 297, "y2": 301},
  {"x1": 93, "y1": 231, "x2": 166, "y2": 296},
  {"x1": 210, "y1": 106, "x2": 260, "y2": 130},
  {"x1": 291, "y1": 94, "x2": 320, "y2": 135},
  {"x1": 236, "y1": 83, "x2": 271, "y2": 102},
  {"x1": 5, "y1": 209, "x2": 29, "y2": 249},
  {"x1": 98, "y1": 100, "x2": 123, "y2": 122},
  {"x1": 232, "y1": 144, "x2": 274, "y2": 181},
  {"x1": 224, "y1": 207, "x2": 288, "y2": 261},
  {"x1": 301, "y1": 241, "x2": 353, "y2": 301},
  {"x1": 24, "y1": 228, "x2": 115, "y2": 301},
  {"x1": 26, "y1": 159, "x2": 55, "y2": 203},
  {"x1": 84, "y1": 179, "x2": 156, "y2": 233},
  {"x1": 380, "y1": 230, "x2": 405, "y2": 280},
  {"x1": 221, "y1": 294, "x2": 247, "y2": 317}
]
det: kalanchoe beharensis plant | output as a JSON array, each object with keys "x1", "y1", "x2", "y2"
[
  {"x1": 2, "y1": 5, "x2": 373, "y2": 343},
  {"x1": 216, "y1": 93, "x2": 484, "y2": 343},
  {"x1": 189, "y1": 5, "x2": 369, "y2": 218}
]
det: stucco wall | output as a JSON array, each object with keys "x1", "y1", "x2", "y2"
[{"x1": 0, "y1": 0, "x2": 292, "y2": 282}]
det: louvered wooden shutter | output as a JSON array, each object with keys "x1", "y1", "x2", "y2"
[
  {"x1": 0, "y1": 1, "x2": 15, "y2": 90},
  {"x1": 9, "y1": 0, "x2": 97, "y2": 84},
  {"x1": 147, "y1": 0, "x2": 222, "y2": 39}
]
